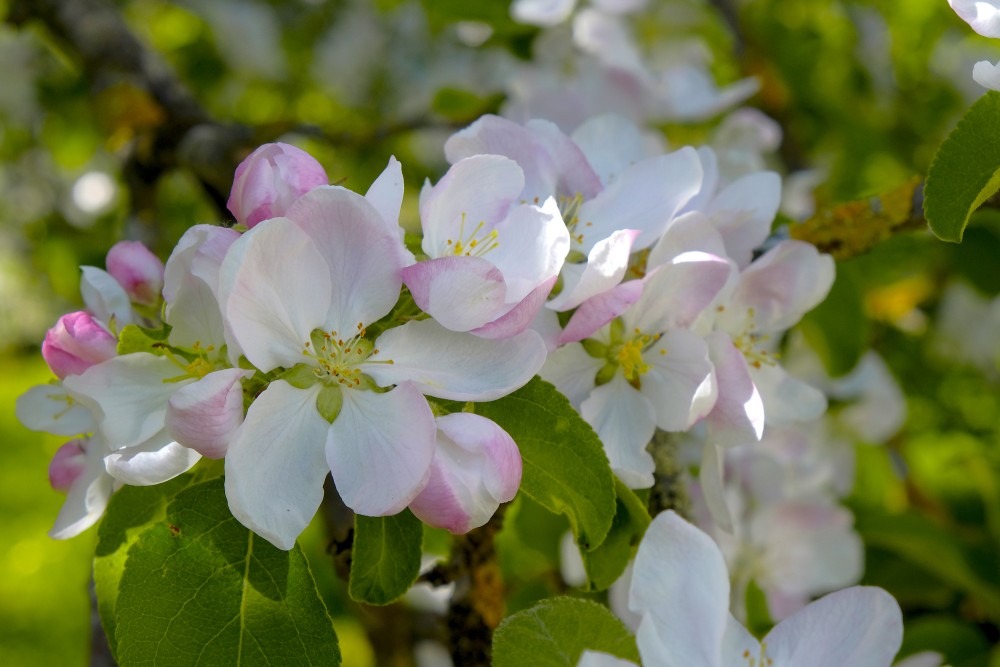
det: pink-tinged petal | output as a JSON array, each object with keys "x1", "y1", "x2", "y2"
[
  {"x1": 49, "y1": 438, "x2": 114, "y2": 539},
  {"x1": 104, "y1": 433, "x2": 201, "y2": 486},
  {"x1": 164, "y1": 224, "x2": 240, "y2": 349},
  {"x1": 626, "y1": 253, "x2": 733, "y2": 335},
  {"x1": 444, "y1": 115, "x2": 601, "y2": 203},
  {"x1": 402, "y1": 256, "x2": 507, "y2": 332},
  {"x1": 560, "y1": 281, "x2": 643, "y2": 344},
  {"x1": 548, "y1": 229, "x2": 640, "y2": 312},
  {"x1": 221, "y1": 216, "x2": 332, "y2": 371},
  {"x1": 409, "y1": 413, "x2": 521, "y2": 534},
  {"x1": 105, "y1": 240, "x2": 165, "y2": 306},
  {"x1": 225, "y1": 381, "x2": 329, "y2": 550},
  {"x1": 580, "y1": 374, "x2": 657, "y2": 488},
  {"x1": 708, "y1": 171, "x2": 780, "y2": 269},
  {"x1": 722, "y1": 240, "x2": 835, "y2": 334},
  {"x1": 540, "y1": 343, "x2": 604, "y2": 408},
  {"x1": 285, "y1": 186, "x2": 406, "y2": 330},
  {"x1": 646, "y1": 211, "x2": 727, "y2": 270},
  {"x1": 62, "y1": 353, "x2": 191, "y2": 449},
  {"x1": 765, "y1": 586, "x2": 903, "y2": 667},
  {"x1": 420, "y1": 155, "x2": 523, "y2": 257},
  {"x1": 641, "y1": 329, "x2": 716, "y2": 431},
  {"x1": 629, "y1": 510, "x2": 732, "y2": 667},
  {"x1": 42, "y1": 311, "x2": 117, "y2": 379},
  {"x1": 530, "y1": 306, "x2": 565, "y2": 353},
  {"x1": 489, "y1": 198, "x2": 569, "y2": 302},
  {"x1": 750, "y1": 363, "x2": 827, "y2": 426},
  {"x1": 685, "y1": 146, "x2": 719, "y2": 214},
  {"x1": 16, "y1": 384, "x2": 96, "y2": 436},
  {"x1": 327, "y1": 383, "x2": 436, "y2": 516},
  {"x1": 80, "y1": 266, "x2": 133, "y2": 328},
  {"x1": 227, "y1": 142, "x2": 328, "y2": 228},
  {"x1": 49, "y1": 440, "x2": 88, "y2": 492},
  {"x1": 166, "y1": 368, "x2": 252, "y2": 459},
  {"x1": 704, "y1": 332, "x2": 764, "y2": 449},
  {"x1": 366, "y1": 320, "x2": 547, "y2": 401},
  {"x1": 577, "y1": 651, "x2": 638, "y2": 667},
  {"x1": 471, "y1": 277, "x2": 557, "y2": 340},
  {"x1": 700, "y1": 443, "x2": 733, "y2": 533},
  {"x1": 576, "y1": 147, "x2": 703, "y2": 252}
]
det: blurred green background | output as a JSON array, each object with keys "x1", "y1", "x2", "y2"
[{"x1": 3, "y1": 0, "x2": 1000, "y2": 664}]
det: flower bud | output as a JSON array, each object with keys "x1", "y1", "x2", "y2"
[
  {"x1": 166, "y1": 368, "x2": 251, "y2": 459},
  {"x1": 49, "y1": 440, "x2": 88, "y2": 492},
  {"x1": 409, "y1": 413, "x2": 522, "y2": 534},
  {"x1": 41, "y1": 311, "x2": 118, "y2": 379},
  {"x1": 106, "y1": 240, "x2": 165, "y2": 306},
  {"x1": 227, "y1": 142, "x2": 328, "y2": 228}
]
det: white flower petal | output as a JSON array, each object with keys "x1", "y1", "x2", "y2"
[
  {"x1": 580, "y1": 374, "x2": 657, "y2": 488},
  {"x1": 366, "y1": 320, "x2": 546, "y2": 401},
  {"x1": 511, "y1": 0, "x2": 577, "y2": 27},
  {"x1": 80, "y1": 266, "x2": 133, "y2": 328},
  {"x1": 765, "y1": 586, "x2": 903, "y2": 667},
  {"x1": 646, "y1": 211, "x2": 727, "y2": 270},
  {"x1": 62, "y1": 353, "x2": 191, "y2": 449},
  {"x1": 973, "y1": 60, "x2": 1000, "y2": 90},
  {"x1": 327, "y1": 383, "x2": 436, "y2": 516},
  {"x1": 708, "y1": 171, "x2": 781, "y2": 268},
  {"x1": 750, "y1": 362, "x2": 827, "y2": 426},
  {"x1": 16, "y1": 384, "x2": 95, "y2": 436},
  {"x1": 704, "y1": 332, "x2": 765, "y2": 448},
  {"x1": 629, "y1": 511, "x2": 732, "y2": 667},
  {"x1": 540, "y1": 343, "x2": 604, "y2": 408},
  {"x1": 489, "y1": 198, "x2": 569, "y2": 303},
  {"x1": 104, "y1": 433, "x2": 200, "y2": 486},
  {"x1": 548, "y1": 229, "x2": 640, "y2": 312},
  {"x1": 221, "y1": 217, "x2": 332, "y2": 371},
  {"x1": 642, "y1": 330, "x2": 716, "y2": 431},
  {"x1": 402, "y1": 256, "x2": 508, "y2": 332},
  {"x1": 225, "y1": 381, "x2": 329, "y2": 550},
  {"x1": 166, "y1": 368, "x2": 252, "y2": 459},
  {"x1": 49, "y1": 438, "x2": 115, "y2": 539}
]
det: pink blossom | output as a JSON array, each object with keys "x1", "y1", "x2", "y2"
[
  {"x1": 105, "y1": 240, "x2": 165, "y2": 306},
  {"x1": 227, "y1": 142, "x2": 328, "y2": 228},
  {"x1": 41, "y1": 311, "x2": 118, "y2": 379}
]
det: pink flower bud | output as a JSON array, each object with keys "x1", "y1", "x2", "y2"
[
  {"x1": 106, "y1": 240, "x2": 165, "y2": 306},
  {"x1": 49, "y1": 440, "x2": 88, "y2": 492},
  {"x1": 165, "y1": 369, "x2": 251, "y2": 459},
  {"x1": 227, "y1": 143, "x2": 328, "y2": 228},
  {"x1": 41, "y1": 311, "x2": 118, "y2": 379},
  {"x1": 409, "y1": 413, "x2": 522, "y2": 534}
]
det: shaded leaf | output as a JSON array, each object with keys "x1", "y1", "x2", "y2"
[
  {"x1": 580, "y1": 478, "x2": 649, "y2": 591},
  {"x1": 348, "y1": 510, "x2": 423, "y2": 605}
]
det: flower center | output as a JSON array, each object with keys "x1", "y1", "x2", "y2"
[
  {"x1": 447, "y1": 213, "x2": 499, "y2": 257},
  {"x1": 724, "y1": 307, "x2": 778, "y2": 369},
  {"x1": 741, "y1": 642, "x2": 773, "y2": 666},
  {"x1": 589, "y1": 321, "x2": 664, "y2": 389},
  {"x1": 304, "y1": 323, "x2": 379, "y2": 388}
]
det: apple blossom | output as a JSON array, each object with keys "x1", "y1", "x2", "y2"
[
  {"x1": 105, "y1": 240, "x2": 165, "y2": 306},
  {"x1": 219, "y1": 185, "x2": 546, "y2": 549},
  {"x1": 580, "y1": 510, "x2": 903, "y2": 667},
  {"x1": 41, "y1": 310, "x2": 118, "y2": 379},
  {"x1": 949, "y1": 0, "x2": 1000, "y2": 38},
  {"x1": 226, "y1": 141, "x2": 328, "y2": 228},
  {"x1": 47, "y1": 437, "x2": 116, "y2": 539},
  {"x1": 408, "y1": 413, "x2": 522, "y2": 534}
]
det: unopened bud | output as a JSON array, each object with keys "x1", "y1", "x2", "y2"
[
  {"x1": 227, "y1": 143, "x2": 328, "y2": 228},
  {"x1": 41, "y1": 311, "x2": 117, "y2": 379},
  {"x1": 106, "y1": 240, "x2": 165, "y2": 306}
]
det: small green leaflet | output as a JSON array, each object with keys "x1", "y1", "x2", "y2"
[
  {"x1": 113, "y1": 478, "x2": 340, "y2": 666},
  {"x1": 492, "y1": 597, "x2": 640, "y2": 667},
  {"x1": 348, "y1": 510, "x2": 423, "y2": 605},
  {"x1": 580, "y1": 478, "x2": 650, "y2": 591},
  {"x1": 925, "y1": 91, "x2": 1000, "y2": 242},
  {"x1": 472, "y1": 377, "x2": 617, "y2": 553}
]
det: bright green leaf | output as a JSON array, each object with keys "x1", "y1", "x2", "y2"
[
  {"x1": 924, "y1": 90, "x2": 1000, "y2": 243},
  {"x1": 472, "y1": 377, "x2": 617, "y2": 552},
  {"x1": 492, "y1": 597, "x2": 640, "y2": 667},
  {"x1": 116, "y1": 323, "x2": 170, "y2": 357},
  {"x1": 114, "y1": 478, "x2": 341, "y2": 666},
  {"x1": 93, "y1": 474, "x2": 197, "y2": 661},
  {"x1": 348, "y1": 511, "x2": 423, "y2": 606},
  {"x1": 580, "y1": 479, "x2": 650, "y2": 591}
]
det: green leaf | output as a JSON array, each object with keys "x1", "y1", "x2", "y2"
[
  {"x1": 924, "y1": 90, "x2": 1000, "y2": 242},
  {"x1": 348, "y1": 511, "x2": 423, "y2": 605},
  {"x1": 114, "y1": 478, "x2": 341, "y2": 666},
  {"x1": 799, "y1": 261, "x2": 869, "y2": 377},
  {"x1": 116, "y1": 323, "x2": 170, "y2": 356},
  {"x1": 93, "y1": 474, "x2": 197, "y2": 660},
  {"x1": 472, "y1": 377, "x2": 617, "y2": 551},
  {"x1": 492, "y1": 597, "x2": 640, "y2": 667},
  {"x1": 580, "y1": 478, "x2": 650, "y2": 591}
]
